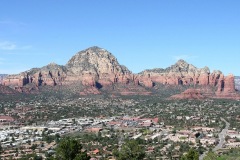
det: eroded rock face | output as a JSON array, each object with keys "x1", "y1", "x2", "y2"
[
  {"x1": 3, "y1": 47, "x2": 137, "y2": 93},
  {"x1": 224, "y1": 74, "x2": 236, "y2": 94},
  {"x1": 2, "y1": 46, "x2": 238, "y2": 99},
  {"x1": 140, "y1": 60, "x2": 213, "y2": 86},
  {"x1": 64, "y1": 46, "x2": 133, "y2": 87},
  {"x1": 66, "y1": 47, "x2": 129, "y2": 75},
  {"x1": 139, "y1": 59, "x2": 236, "y2": 92},
  {"x1": 218, "y1": 74, "x2": 235, "y2": 93},
  {"x1": 171, "y1": 88, "x2": 205, "y2": 99},
  {"x1": 215, "y1": 74, "x2": 240, "y2": 99},
  {"x1": 0, "y1": 84, "x2": 18, "y2": 94},
  {"x1": 140, "y1": 60, "x2": 239, "y2": 99},
  {"x1": 3, "y1": 63, "x2": 67, "y2": 87}
]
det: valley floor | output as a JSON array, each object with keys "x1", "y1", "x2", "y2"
[{"x1": 1, "y1": 94, "x2": 240, "y2": 159}]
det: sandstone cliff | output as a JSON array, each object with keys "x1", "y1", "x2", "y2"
[
  {"x1": 2, "y1": 47, "x2": 239, "y2": 99},
  {"x1": 171, "y1": 88, "x2": 205, "y2": 100},
  {"x1": 3, "y1": 63, "x2": 67, "y2": 87},
  {"x1": 139, "y1": 59, "x2": 219, "y2": 86},
  {"x1": 0, "y1": 84, "x2": 17, "y2": 94},
  {"x1": 3, "y1": 47, "x2": 142, "y2": 95},
  {"x1": 214, "y1": 74, "x2": 240, "y2": 99},
  {"x1": 140, "y1": 60, "x2": 239, "y2": 99}
]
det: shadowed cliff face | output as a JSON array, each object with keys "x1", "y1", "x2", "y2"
[
  {"x1": 235, "y1": 77, "x2": 240, "y2": 91},
  {"x1": 2, "y1": 46, "x2": 239, "y2": 99}
]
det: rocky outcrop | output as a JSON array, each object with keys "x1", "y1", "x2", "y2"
[
  {"x1": 144, "y1": 60, "x2": 239, "y2": 99},
  {"x1": 223, "y1": 74, "x2": 236, "y2": 94},
  {"x1": 215, "y1": 74, "x2": 240, "y2": 99},
  {"x1": 2, "y1": 46, "x2": 239, "y2": 99},
  {"x1": 66, "y1": 47, "x2": 129, "y2": 75},
  {"x1": 3, "y1": 47, "x2": 144, "y2": 94},
  {"x1": 3, "y1": 63, "x2": 67, "y2": 87},
  {"x1": 0, "y1": 84, "x2": 17, "y2": 94},
  {"x1": 140, "y1": 59, "x2": 238, "y2": 98},
  {"x1": 140, "y1": 60, "x2": 213, "y2": 86},
  {"x1": 63, "y1": 46, "x2": 132, "y2": 87},
  {"x1": 171, "y1": 89, "x2": 205, "y2": 100},
  {"x1": 171, "y1": 74, "x2": 240, "y2": 100}
]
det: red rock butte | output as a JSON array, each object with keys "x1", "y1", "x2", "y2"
[{"x1": 2, "y1": 46, "x2": 239, "y2": 99}]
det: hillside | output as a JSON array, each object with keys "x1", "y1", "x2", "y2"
[{"x1": 2, "y1": 46, "x2": 239, "y2": 99}]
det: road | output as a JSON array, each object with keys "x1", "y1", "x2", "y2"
[
  {"x1": 213, "y1": 118, "x2": 230, "y2": 151},
  {"x1": 199, "y1": 118, "x2": 230, "y2": 160}
]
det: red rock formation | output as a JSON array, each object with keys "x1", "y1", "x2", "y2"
[
  {"x1": 198, "y1": 73, "x2": 209, "y2": 85},
  {"x1": 171, "y1": 89, "x2": 205, "y2": 100},
  {"x1": 2, "y1": 75, "x2": 26, "y2": 87},
  {"x1": 209, "y1": 71, "x2": 221, "y2": 86},
  {"x1": 2, "y1": 47, "x2": 238, "y2": 99},
  {"x1": 223, "y1": 74, "x2": 235, "y2": 94},
  {"x1": 149, "y1": 75, "x2": 166, "y2": 84},
  {"x1": 138, "y1": 75, "x2": 154, "y2": 88},
  {"x1": 215, "y1": 74, "x2": 240, "y2": 99},
  {"x1": 0, "y1": 84, "x2": 18, "y2": 94}
]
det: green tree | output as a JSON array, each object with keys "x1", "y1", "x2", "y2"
[
  {"x1": 30, "y1": 144, "x2": 38, "y2": 151},
  {"x1": 0, "y1": 143, "x2": 2, "y2": 160},
  {"x1": 11, "y1": 136, "x2": 15, "y2": 142},
  {"x1": 19, "y1": 154, "x2": 42, "y2": 160},
  {"x1": 181, "y1": 148, "x2": 199, "y2": 160},
  {"x1": 203, "y1": 151, "x2": 218, "y2": 160},
  {"x1": 113, "y1": 139, "x2": 145, "y2": 160},
  {"x1": 56, "y1": 137, "x2": 90, "y2": 160},
  {"x1": 73, "y1": 153, "x2": 91, "y2": 160}
]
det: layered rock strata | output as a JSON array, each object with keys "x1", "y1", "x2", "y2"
[{"x1": 2, "y1": 46, "x2": 238, "y2": 98}]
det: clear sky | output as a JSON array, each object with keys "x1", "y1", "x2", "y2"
[{"x1": 0, "y1": 0, "x2": 239, "y2": 75}]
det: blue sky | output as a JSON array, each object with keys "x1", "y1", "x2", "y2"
[{"x1": 0, "y1": 0, "x2": 239, "y2": 75}]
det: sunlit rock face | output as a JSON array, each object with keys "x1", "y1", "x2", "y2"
[
  {"x1": 2, "y1": 46, "x2": 239, "y2": 99},
  {"x1": 140, "y1": 59, "x2": 217, "y2": 86}
]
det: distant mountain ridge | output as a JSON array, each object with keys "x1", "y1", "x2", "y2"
[
  {"x1": 140, "y1": 59, "x2": 211, "y2": 74},
  {"x1": 139, "y1": 59, "x2": 222, "y2": 87},
  {"x1": 2, "y1": 46, "x2": 239, "y2": 99}
]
